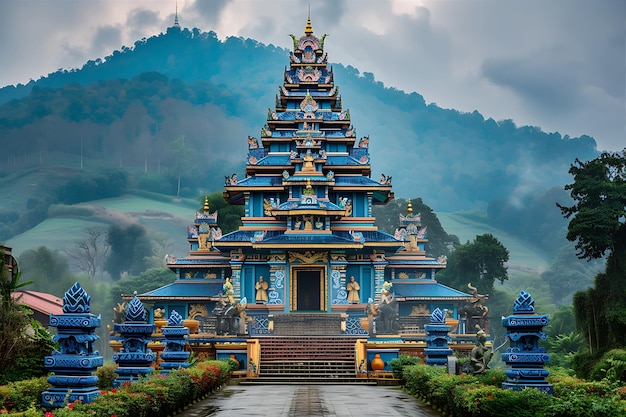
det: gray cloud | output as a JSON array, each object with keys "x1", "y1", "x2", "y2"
[
  {"x1": 0, "y1": 0, "x2": 623, "y2": 151},
  {"x1": 188, "y1": 0, "x2": 231, "y2": 26}
]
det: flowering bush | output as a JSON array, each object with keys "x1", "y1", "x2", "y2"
[
  {"x1": 0, "y1": 377, "x2": 49, "y2": 413},
  {"x1": 0, "y1": 359, "x2": 231, "y2": 416}
]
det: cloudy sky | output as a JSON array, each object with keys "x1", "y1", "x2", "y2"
[{"x1": 1, "y1": 0, "x2": 624, "y2": 151}]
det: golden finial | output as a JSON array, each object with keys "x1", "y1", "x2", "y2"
[
  {"x1": 203, "y1": 195, "x2": 210, "y2": 213},
  {"x1": 407, "y1": 199, "x2": 413, "y2": 214},
  {"x1": 305, "y1": 17, "x2": 313, "y2": 36}
]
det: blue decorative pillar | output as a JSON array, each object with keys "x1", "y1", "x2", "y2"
[
  {"x1": 160, "y1": 310, "x2": 190, "y2": 374},
  {"x1": 424, "y1": 308, "x2": 453, "y2": 367},
  {"x1": 42, "y1": 282, "x2": 103, "y2": 408},
  {"x1": 112, "y1": 296, "x2": 156, "y2": 386},
  {"x1": 501, "y1": 290, "x2": 553, "y2": 395}
]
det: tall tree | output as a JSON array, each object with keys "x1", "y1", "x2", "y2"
[
  {"x1": 105, "y1": 224, "x2": 153, "y2": 280},
  {"x1": 65, "y1": 227, "x2": 110, "y2": 278},
  {"x1": 557, "y1": 149, "x2": 626, "y2": 261},
  {"x1": 171, "y1": 135, "x2": 190, "y2": 198},
  {"x1": 18, "y1": 246, "x2": 73, "y2": 296},
  {"x1": 0, "y1": 249, "x2": 32, "y2": 378},
  {"x1": 437, "y1": 233, "x2": 510, "y2": 295},
  {"x1": 558, "y1": 149, "x2": 626, "y2": 351}
]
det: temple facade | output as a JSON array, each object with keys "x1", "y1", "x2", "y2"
[{"x1": 140, "y1": 19, "x2": 473, "y2": 337}]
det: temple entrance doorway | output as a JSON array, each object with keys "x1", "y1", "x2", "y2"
[{"x1": 291, "y1": 267, "x2": 326, "y2": 311}]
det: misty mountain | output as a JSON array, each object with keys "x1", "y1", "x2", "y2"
[{"x1": 0, "y1": 25, "x2": 598, "y2": 216}]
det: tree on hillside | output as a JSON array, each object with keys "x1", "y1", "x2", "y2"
[
  {"x1": 0, "y1": 249, "x2": 32, "y2": 379},
  {"x1": 65, "y1": 227, "x2": 110, "y2": 278},
  {"x1": 171, "y1": 135, "x2": 190, "y2": 198},
  {"x1": 558, "y1": 149, "x2": 626, "y2": 352},
  {"x1": 18, "y1": 246, "x2": 74, "y2": 296},
  {"x1": 436, "y1": 233, "x2": 510, "y2": 295},
  {"x1": 105, "y1": 224, "x2": 153, "y2": 280}
]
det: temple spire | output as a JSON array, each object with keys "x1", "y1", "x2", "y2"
[
  {"x1": 305, "y1": 15, "x2": 313, "y2": 36},
  {"x1": 174, "y1": 1, "x2": 180, "y2": 28},
  {"x1": 407, "y1": 199, "x2": 413, "y2": 214},
  {"x1": 203, "y1": 195, "x2": 210, "y2": 213}
]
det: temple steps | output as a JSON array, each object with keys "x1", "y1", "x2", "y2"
[{"x1": 240, "y1": 336, "x2": 374, "y2": 385}]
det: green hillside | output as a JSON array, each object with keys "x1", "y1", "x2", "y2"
[
  {"x1": 6, "y1": 194, "x2": 197, "y2": 258},
  {"x1": 437, "y1": 212, "x2": 549, "y2": 272}
]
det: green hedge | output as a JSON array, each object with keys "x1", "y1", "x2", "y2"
[
  {"x1": 0, "y1": 360, "x2": 232, "y2": 416},
  {"x1": 402, "y1": 364, "x2": 626, "y2": 417}
]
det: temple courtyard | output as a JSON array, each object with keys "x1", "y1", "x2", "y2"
[{"x1": 177, "y1": 384, "x2": 440, "y2": 417}]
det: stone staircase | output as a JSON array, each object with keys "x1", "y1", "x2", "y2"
[{"x1": 240, "y1": 336, "x2": 375, "y2": 385}]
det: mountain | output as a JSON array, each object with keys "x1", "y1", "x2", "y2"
[{"x1": 0, "y1": 25, "x2": 598, "y2": 246}]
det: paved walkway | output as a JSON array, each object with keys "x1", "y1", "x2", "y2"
[{"x1": 178, "y1": 384, "x2": 440, "y2": 417}]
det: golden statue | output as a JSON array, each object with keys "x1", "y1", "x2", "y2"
[
  {"x1": 347, "y1": 276, "x2": 360, "y2": 303},
  {"x1": 255, "y1": 276, "x2": 269, "y2": 303}
]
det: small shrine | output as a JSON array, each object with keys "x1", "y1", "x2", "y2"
[
  {"x1": 112, "y1": 296, "x2": 157, "y2": 386},
  {"x1": 42, "y1": 283, "x2": 103, "y2": 408},
  {"x1": 424, "y1": 308, "x2": 453, "y2": 367},
  {"x1": 501, "y1": 290, "x2": 552, "y2": 394},
  {"x1": 159, "y1": 310, "x2": 191, "y2": 373}
]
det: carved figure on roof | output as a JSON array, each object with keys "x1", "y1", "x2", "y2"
[
  {"x1": 319, "y1": 34, "x2": 328, "y2": 50},
  {"x1": 300, "y1": 92, "x2": 319, "y2": 113},
  {"x1": 358, "y1": 136, "x2": 369, "y2": 148},
  {"x1": 247, "y1": 136, "x2": 259, "y2": 148},
  {"x1": 379, "y1": 174, "x2": 392, "y2": 185},
  {"x1": 210, "y1": 227, "x2": 222, "y2": 241},
  {"x1": 289, "y1": 34, "x2": 298, "y2": 49}
]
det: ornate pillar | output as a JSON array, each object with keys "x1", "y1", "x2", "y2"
[
  {"x1": 424, "y1": 308, "x2": 453, "y2": 367},
  {"x1": 112, "y1": 296, "x2": 156, "y2": 386},
  {"x1": 230, "y1": 264, "x2": 242, "y2": 301},
  {"x1": 160, "y1": 310, "x2": 190, "y2": 374},
  {"x1": 42, "y1": 283, "x2": 103, "y2": 408},
  {"x1": 330, "y1": 261, "x2": 348, "y2": 305},
  {"x1": 373, "y1": 265, "x2": 386, "y2": 302},
  {"x1": 268, "y1": 253, "x2": 286, "y2": 306},
  {"x1": 502, "y1": 290, "x2": 553, "y2": 395}
]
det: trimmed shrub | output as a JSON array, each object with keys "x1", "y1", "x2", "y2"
[
  {"x1": 95, "y1": 364, "x2": 119, "y2": 389},
  {"x1": 388, "y1": 354, "x2": 422, "y2": 384}
]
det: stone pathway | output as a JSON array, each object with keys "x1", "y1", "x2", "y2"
[{"x1": 178, "y1": 384, "x2": 440, "y2": 417}]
